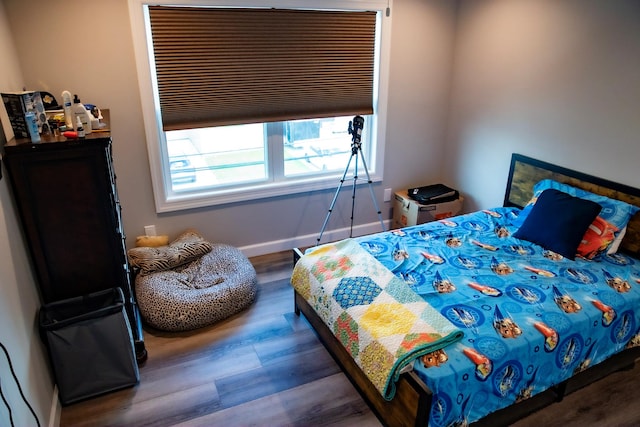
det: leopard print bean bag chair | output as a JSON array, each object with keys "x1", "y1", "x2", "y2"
[{"x1": 127, "y1": 230, "x2": 257, "y2": 332}]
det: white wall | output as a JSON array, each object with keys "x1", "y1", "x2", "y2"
[
  {"x1": 444, "y1": 0, "x2": 640, "y2": 211},
  {"x1": 384, "y1": 0, "x2": 457, "y2": 191},
  {"x1": 0, "y1": 1, "x2": 56, "y2": 425},
  {"x1": 4, "y1": 0, "x2": 458, "y2": 256}
]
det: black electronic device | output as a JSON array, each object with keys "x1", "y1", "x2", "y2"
[
  {"x1": 408, "y1": 183, "x2": 459, "y2": 204},
  {"x1": 348, "y1": 115, "x2": 365, "y2": 146}
]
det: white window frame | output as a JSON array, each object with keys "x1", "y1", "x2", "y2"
[{"x1": 128, "y1": 0, "x2": 392, "y2": 213}]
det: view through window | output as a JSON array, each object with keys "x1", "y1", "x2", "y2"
[{"x1": 166, "y1": 116, "x2": 372, "y2": 192}]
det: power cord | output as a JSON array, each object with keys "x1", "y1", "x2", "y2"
[
  {"x1": 0, "y1": 376, "x2": 14, "y2": 427},
  {"x1": 0, "y1": 342, "x2": 41, "y2": 427}
]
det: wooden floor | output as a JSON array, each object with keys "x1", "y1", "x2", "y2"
[
  {"x1": 59, "y1": 251, "x2": 379, "y2": 427},
  {"x1": 60, "y1": 250, "x2": 640, "y2": 427}
]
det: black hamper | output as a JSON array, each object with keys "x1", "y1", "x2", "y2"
[{"x1": 39, "y1": 287, "x2": 140, "y2": 405}]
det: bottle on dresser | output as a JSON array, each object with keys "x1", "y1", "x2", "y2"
[{"x1": 71, "y1": 94, "x2": 92, "y2": 134}]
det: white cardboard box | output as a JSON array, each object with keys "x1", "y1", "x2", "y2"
[{"x1": 392, "y1": 190, "x2": 463, "y2": 229}]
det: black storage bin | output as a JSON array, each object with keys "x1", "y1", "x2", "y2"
[{"x1": 39, "y1": 287, "x2": 140, "y2": 405}]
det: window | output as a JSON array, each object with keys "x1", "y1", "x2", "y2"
[{"x1": 129, "y1": 0, "x2": 391, "y2": 212}]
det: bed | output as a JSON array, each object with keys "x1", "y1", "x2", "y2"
[{"x1": 291, "y1": 153, "x2": 640, "y2": 427}]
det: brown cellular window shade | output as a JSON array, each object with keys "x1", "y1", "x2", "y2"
[{"x1": 148, "y1": 6, "x2": 376, "y2": 131}]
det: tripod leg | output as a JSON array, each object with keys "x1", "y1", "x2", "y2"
[
  {"x1": 349, "y1": 150, "x2": 359, "y2": 238},
  {"x1": 358, "y1": 148, "x2": 386, "y2": 233},
  {"x1": 317, "y1": 153, "x2": 355, "y2": 245}
]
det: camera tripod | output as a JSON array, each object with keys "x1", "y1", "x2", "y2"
[{"x1": 317, "y1": 116, "x2": 386, "y2": 245}]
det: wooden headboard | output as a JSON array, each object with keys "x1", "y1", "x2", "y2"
[{"x1": 503, "y1": 153, "x2": 640, "y2": 257}]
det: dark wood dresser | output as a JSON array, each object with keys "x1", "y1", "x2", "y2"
[{"x1": 3, "y1": 124, "x2": 146, "y2": 363}]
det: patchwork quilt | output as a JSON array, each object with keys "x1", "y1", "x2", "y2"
[
  {"x1": 291, "y1": 238, "x2": 464, "y2": 400},
  {"x1": 354, "y1": 207, "x2": 640, "y2": 426}
]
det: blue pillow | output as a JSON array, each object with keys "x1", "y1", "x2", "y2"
[
  {"x1": 513, "y1": 189, "x2": 602, "y2": 260},
  {"x1": 514, "y1": 180, "x2": 639, "y2": 233}
]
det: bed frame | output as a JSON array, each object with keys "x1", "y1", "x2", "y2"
[{"x1": 292, "y1": 153, "x2": 640, "y2": 427}]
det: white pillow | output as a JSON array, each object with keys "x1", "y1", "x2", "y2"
[{"x1": 607, "y1": 226, "x2": 627, "y2": 254}]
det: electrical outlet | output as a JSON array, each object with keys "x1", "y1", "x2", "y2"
[
  {"x1": 144, "y1": 225, "x2": 157, "y2": 236},
  {"x1": 383, "y1": 188, "x2": 392, "y2": 202}
]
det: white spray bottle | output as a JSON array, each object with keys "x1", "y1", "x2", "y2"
[{"x1": 61, "y1": 90, "x2": 74, "y2": 129}]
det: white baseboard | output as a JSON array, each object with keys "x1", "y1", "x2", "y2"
[
  {"x1": 49, "y1": 386, "x2": 60, "y2": 427},
  {"x1": 238, "y1": 219, "x2": 391, "y2": 258}
]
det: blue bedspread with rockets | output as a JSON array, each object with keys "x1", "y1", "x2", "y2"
[{"x1": 354, "y1": 207, "x2": 640, "y2": 427}]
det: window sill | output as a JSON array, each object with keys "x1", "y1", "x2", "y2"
[{"x1": 155, "y1": 171, "x2": 384, "y2": 213}]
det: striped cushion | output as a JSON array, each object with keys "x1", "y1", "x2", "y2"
[{"x1": 127, "y1": 229, "x2": 212, "y2": 274}]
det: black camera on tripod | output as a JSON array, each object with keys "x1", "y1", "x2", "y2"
[{"x1": 348, "y1": 115, "x2": 365, "y2": 145}]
